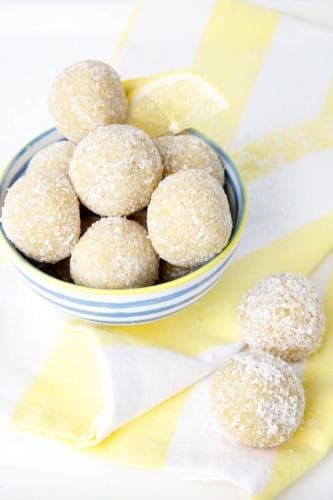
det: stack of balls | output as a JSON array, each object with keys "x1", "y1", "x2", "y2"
[
  {"x1": 211, "y1": 272, "x2": 326, "y2": 448},
  {"x1": 1, "y1": 60, "x2": 233, "y2": 289}
]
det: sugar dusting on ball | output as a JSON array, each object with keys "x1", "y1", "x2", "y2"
[
  {"x1": 211, "y1": 351, "x2": 305, "y2": 448},
  {"x1": 48, "y1": 60, "x2": 127, "y2": 142},
  {"x1": 27, "y1": 140, "x2": 75, "y2": 176},
  {"x1": 237, "y1": 273, "x2": 326, "y2": 361},
  {"x1": 2, "y1": 171, "x2": 80, "y2": 263},
  {"x1": 69, "y1": 124, "x2": 163, "y2": 216},
  {"x1": 147, "y1": 170, "x2": 232, "y2": 267},
  {"x1": 70, "y1": 217, "x2": 159, "y2": 289},
  {"x1": 154, "y1": 134, "x2": 224, "y2": 184}
]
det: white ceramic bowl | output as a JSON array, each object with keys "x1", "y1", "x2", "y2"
[{"x1": 0, "y1": 128, "x2": 247, "y2": 325}]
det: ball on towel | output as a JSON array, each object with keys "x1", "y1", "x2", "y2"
[
  {"x1": 237, "y1": 273, "x2": 326, "y2": 361},
  {"x1": 211, "y1": 351, "x2": 305, "y2": 448}
]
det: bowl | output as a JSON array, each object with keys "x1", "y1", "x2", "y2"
[{"x1": 0, "y1": 128, "x2": 247, "y2": 325}]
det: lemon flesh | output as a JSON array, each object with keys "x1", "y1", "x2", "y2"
[{"x1": 126, "y1": 72, "x2": 228, "y2": 138}]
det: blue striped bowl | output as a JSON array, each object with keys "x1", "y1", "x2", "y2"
[{"x1": 0, "y1": 128, "x2": 247, "y2": 325}]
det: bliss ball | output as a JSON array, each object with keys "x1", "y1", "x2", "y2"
[
  {"x1": 237, "y1": 273, "x2": 326, "y2": 361},
  {"x1": 69, "y1": 124, "x2": 163, "y2": 217},
  {"x1": 2, "y1": 171, "x2": 80, "y2": 263},
  {"x1": 27, "y1": 140, "x2": 75, "y2": 176},
  {"x1": 211, "y1": 351, "x2": 305, "y2": 448},
  {"x1": 48, "y1": 60, "x2": 127, "y2": 142},
  {"x1": 159, "y1": 260, "x2": 195, "y2": 283},
  {"x1": 147, "y1": 170, "x2": 232, "y2": 267},
  {"x1": 154, "y1": 134, "x2": 224, "y2": 184},
  {"x1": 70, "y1": 217, "x2": 159, "y2": 289}
]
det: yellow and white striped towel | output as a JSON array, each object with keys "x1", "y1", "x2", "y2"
[{"x1": 1, "y1": 1, "x2": 333, "y2": 498}]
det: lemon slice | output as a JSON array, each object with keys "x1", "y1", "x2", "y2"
[{"x1": 126, "y1": 71, "x2": 228, "y2": 138}]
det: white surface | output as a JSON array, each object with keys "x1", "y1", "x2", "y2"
[
  {"x1": 1, "y1": 1, "x2": 333, "y2": 499},
  {"x1": 116, "y1": 0, "x2": 216, "y2": 77},
  {"x1": 0, "y1": 264, "x2": 60, "y2": 425},
  {"x1": 1, "y1": 428, "x2": 333, "y2": 500},
  {"x1": 232, "y1": 15, "x2": 333, "y2": 148},
  {"x1": 237, "y1": 149, "x2": 333, "y2": 259},
  {"x1": 251, "y1": 0, "x2": 333, "y2": 28}
]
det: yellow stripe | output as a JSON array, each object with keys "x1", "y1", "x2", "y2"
[
  {"x1": 257, "y1": 267, "x2": 333, "y2": 500},
  {"x1": 109, "y1": 0, "x2": 144, "y2": 66},
  {"x1": 191, "y1": 0, "x2": 280, "y2": 147},
  {"x1": 233, "y1": 114, "x2": 333, "y2": 182},
  {"x1": 11, "y1": 335, "x2": 104, "y2": 444},
  {"x1": 233, "y1": 78, "x2": 333, "y2": 182},
  {"x1": 88, "y1": 387, "x2": 191, "y2": 468},
  {"x1": 322, "y1": 80, "x2": 333, "y2": 117}
]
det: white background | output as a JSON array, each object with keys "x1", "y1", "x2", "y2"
[{"x1": 0, "y1": 1, "x2": 333, "y2": 499}]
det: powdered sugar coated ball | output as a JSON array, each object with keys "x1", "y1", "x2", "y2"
[
  {"x1": 27, "y1": 140, "x2": 75, "y2": 176},
  {"x1": 154, "y1": 134, "x2": 224, "y2": 184},
  {"x1": 237, "y1": 273, "x2": 326, "y2": 361},
  {"x1": 69, "y1": 124, "x2": 163, "y2": 216},
  {"x1": 48, "y1": 60, "x2": 127, "y2": 142},
  {"x1": 211, "y1": 351, "x2": 305, "y2": 448},
  {"x1": 2, "y1": 171, "x2": 80, "y2": 263},
  {"x1": 70, "y1": 217, "x2": 159, "y2": 289},
  {"x1": 147, "y1": 170, "x2": 232, "y2": 267}
]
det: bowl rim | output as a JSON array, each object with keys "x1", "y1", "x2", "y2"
[{"x1": 0, "y1": 127, "x2": 248, "y2": 296}]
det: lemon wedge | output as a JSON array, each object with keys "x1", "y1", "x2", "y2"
[{"x1": 126, "y1": 71, "x2": 228, "y2": 138}]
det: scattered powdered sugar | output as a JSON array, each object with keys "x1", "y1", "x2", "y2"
[
  {"x1": 237, "y1": 273, "x2": 326, "y2": 361},
  {"x1": 154, "y1": 134, "x2": 225, "y2": 185},
  {"x1": 48, "y1": 60, "x2": 127, "y2": 143},
  {"x1": 211, "y1": 351, "x2": 305, "y2": 448},
  {"x1": 69, "y1": 124, "x2": 163, "y2": 216},
  {"x1": 147, "y1": 169, "x2": 232, "y2": 267}
]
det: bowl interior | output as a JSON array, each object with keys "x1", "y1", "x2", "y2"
[{"x1": 0, "y1": 128, "x2": 247, "y2": 294}]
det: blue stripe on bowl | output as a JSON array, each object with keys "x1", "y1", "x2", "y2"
[
  {"x1": 27, "y1": 273, "x2": 224, "y2": 324},
  {"x1": 28, "y1": 279, "x2": 213, "y2": 319},
  {"x1": 18, "y1": 249, "x2": 235, "y2": 311}
]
